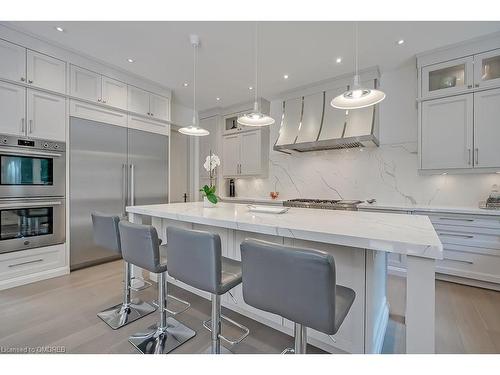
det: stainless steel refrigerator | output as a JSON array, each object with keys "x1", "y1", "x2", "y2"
[{"x1": 69, "y1": 117, "x2": 168, "y2": 270}]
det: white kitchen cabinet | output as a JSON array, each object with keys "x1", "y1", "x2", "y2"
[
  {"x1": 0, "y1": 39, "x2": 26, "y2": 83},
  {"x1": 128, "y1": 86, "x2": 169, "y2": 121},
  {"x1": 27, "y1": 89, "x2": 66, "y2": 141},
  {"x1": 26, "y1": 50, "x2": 66, "y2": 94},
  {"x1": 421, "y1": 94, "x2": 473, "y2": 170},
  {"x1": 0, "y1": 81, "x2": 26, "y2": 136},
  {"x1": 149, "y1": 93, "x2": 169, "y2": 121},
  {"x1": 70, "y1": 100, "x2": 127, "y2": 128},
  {"x1": 421, "y1": 57, "x2": 473, "y2": 98},
  {"x1": 473, "y1": 48, "x2": 500, "y2": 90},
  {"x1": 222, "y1": 129, "x2": 268, "y2": 178},
  {"x1": 222, "y1": 133, "x2": 240, "y2": 176},
  {"x1": 473, "y1": 87, "x2": 500, "y2": 168},
  {"x1": 127, "y1": 115, "x2": 169, "y2": 135},
  {"x1": 240, "y1": 130, "x2": 262, "y2": 175},
  {"x1": 127, "y1": 85, "x2": 150, "y2": 115},
  {"x1": 70, "y1": 65, "x2": 101, "y2": 102},
  {"x1": 101, "y1": 76, "x2": 127, "y2": 110}
]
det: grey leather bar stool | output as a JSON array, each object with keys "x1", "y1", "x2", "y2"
[
  {"x1": 166, "y1": 226, "x2": 249, "y2": 354},
  {"x1": 91, "y1": 212, "x2": 155, "y2": 329},
  {"x1": 240, "y1": 239, "x2": 356, "y2": 354},
  {"x1": 118, "y1": 220, "x2": 196, "y2": 354}
]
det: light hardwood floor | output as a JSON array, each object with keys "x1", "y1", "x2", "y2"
[{"x1": 0, "y1": 260, "x2": 499, "y2": 354}]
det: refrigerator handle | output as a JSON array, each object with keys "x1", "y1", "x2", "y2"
[
  {"x1": 130, "y1": 164, "x2": 135, "y2": 206},
  {"x1": 122, "y1": 164, "x2": 128, "y2": 217}
]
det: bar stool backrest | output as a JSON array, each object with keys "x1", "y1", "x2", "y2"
[
  {"x1": 240, "y1": 239, "x2": 338, "y2": 334},
  {"x1": 91, "y1": 212, "x2": 122, "y2": 255},
  {"x1": 118, "y1": 221, "x2": 163, "y2": 273},
  {"x1": 166, "y1": 226, "x2": 222, "y2": 294}
]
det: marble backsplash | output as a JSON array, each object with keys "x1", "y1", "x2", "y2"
[{"x1": 234, "y1": 141, "x2": 500, "y2": 207}]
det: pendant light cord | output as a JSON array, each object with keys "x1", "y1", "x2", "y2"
[
  {"x1": 354, "y1": 21, "x2": 359, "y2": 77},
  {"x1": 254, "y1": 21, "x2": 258, "y2": 106},
  {"x1": 193, "y1": 41, "x2": 197, "y2": 125}
]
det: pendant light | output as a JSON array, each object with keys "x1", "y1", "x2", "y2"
[
  {"x1": 331, "y1": 22, "x2": 386, "y2": 110},
  {"x1": 237, "y1": 22, "x2": 275, "y2": 127},
  {"x1": 179, "y1": 34, "x2": 210, "y2": 136}
]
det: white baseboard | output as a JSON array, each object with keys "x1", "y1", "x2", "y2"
[{"x1": 0, "y1": 266, "x2": 69, "y2": 291}]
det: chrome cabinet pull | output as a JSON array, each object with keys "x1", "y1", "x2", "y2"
[
  {"x1": 439, "y1": 217, "x2": 474, "y2": 222},
  {"x1": 20, "y1": 77, "x2": 25, "y2": 82},
  {"x1": 467, "y1": 84, "x2": 472, "y2": 89},
  {"x1": 8, "y1": 259, "x2": 43, "y2": 268},
  {"x1": 468, "y1": 148, "x2": 471, "y2": 165},
  {"x1": 28, "y1": 79, "x2": 33, "y2": 84},
  {"x1": 97, "y1": 98, "x2": 102, "y2": 102},
  {"x1": 438, "y1": 232, "x2": 474, "y2": 239},
  {"x1": 130, "y1": 164, "x2": 135, "y2": 206},
  {"x1": 475, "y1": 148, "x2": 479, "y2": 165},
  {"x1": 150, "y1": 113, "x2": 154, "y2": 117},
  {"x1": 29, "y1": 119, "x2": 33, "y2": 134},
  {"x1": 122, "y1": 163, "x2": 127, "y2": 216},
  {"x1": 443, "y1": 257, "x2": 473, "y2": 265},
  {"x1": 20, "y1": 118, "x2": 25, "y2": 133},
  {"x1": 475, "y1": 84, "x2": 480, "y2": 88}
]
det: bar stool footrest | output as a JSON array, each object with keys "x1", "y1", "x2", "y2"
[
  {"x1": 203, "y1": 314, "x2": 249, "y2": 345},
  {"x1": 151, "y1": 294, "x2": 191, "y2": 316},
  {"x1": 281, "y1": 347, "x2": 295, "y2": 354}
]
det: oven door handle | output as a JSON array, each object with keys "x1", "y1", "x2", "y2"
[
  {"x1": 0, "y1": 201, "x2": 62, "y2": 209},
  {"x1": 0, "y1": 147, "x2": 62, "y2": 158}
]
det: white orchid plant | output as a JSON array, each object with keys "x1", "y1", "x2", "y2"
[{"x1": 200, "y1": 151, "x2": 220, "y2": 204}]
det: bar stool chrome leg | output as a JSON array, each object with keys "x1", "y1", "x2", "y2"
[
  {"x1": 97, "y1": 261, "x2": 156, "y2": 330},
  {"x1": 128, "y1": 271, "x2": 196, "y2": 354},
  {"x1": 202, "y1": 293, "x2": 250, "y2": 354},
  {"x1": 294, "y1": 323, "x2": 307, "y2": 354}
]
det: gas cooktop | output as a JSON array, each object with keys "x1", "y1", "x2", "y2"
[{"x1": 283, "y1": 199, "x2": 369, "y2": 211}]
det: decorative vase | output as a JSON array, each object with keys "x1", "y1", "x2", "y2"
[{"x1": 203, "y1": 196, "x2": 217, "y2": 208}]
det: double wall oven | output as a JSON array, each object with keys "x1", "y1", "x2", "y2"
[{"x1": 0, "y1": 134, "x2": 66, "y2": 254}]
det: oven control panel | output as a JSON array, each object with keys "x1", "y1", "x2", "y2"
[{"x1": 0, "y1": 134, "x2": 65, "y2": 152}]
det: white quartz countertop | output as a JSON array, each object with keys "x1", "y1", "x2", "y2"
[{"x1": 127, "y1": 202, "x2": 443, "y2": 260}]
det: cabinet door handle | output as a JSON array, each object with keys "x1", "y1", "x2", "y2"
[
  {"x1": 28, "y1": 79, "x2": 33, "y2": 84},
  {"x1": 29, "y1": 119, "x2": 33, "y2": 134},
  {"x1": 150, "y1": 113, "x2": 154, "y2": 117},
  {"x1": 475, "y1": 84, "x2": 480, "y2": 88},
  {"x1": 438, "y1": 232, "x2": 474, "y2": 239},
  {"x1": 8, "y1": 258, "x2": 44, "y2": 268},
  {"x1": 443, "y1": 257, "x2": 473, "y2": 265},
  {"x1": 20, "y1": 77, "x2": 25, "y2": 82},
  {"x1": 20, "y1": 118, "x2": 25, "y2": 133},
  {"x1": 102, "y1": 100, "x2": 107, "y2": 104},
  {"x1": 439, "y1": 217, "x2": 474, "y2": 222},
  {"x1": 97, "y1": 98, "x2": 102, "y2": 102},
  {"x1": 468, "y1": 148, "x2": 471, "y2": 165},
  {"x1": 475, "y1": 148, "x2": 479, "y2": 165},
  {"x1": 467, "y1": 84, "x2": 472, "y2": 89}
]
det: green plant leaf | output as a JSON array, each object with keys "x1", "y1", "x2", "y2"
[{"x1": 207, "y1": 194, "x2": 218, "y2": 204}]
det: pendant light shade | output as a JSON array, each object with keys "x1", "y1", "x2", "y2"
[
  {"x1": 331, "y1": 23, "x2": 386, "y2": 110},
  {"x1": 237, "y1": 22, "x2": 275, "y2": 127},
  {"x1": 179, "y1": 34, "x2": 210, "y2": 136}
]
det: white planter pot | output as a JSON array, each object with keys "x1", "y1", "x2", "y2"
[{"x1": 203, "y1": 196, "x2": 217, "y2": 208}]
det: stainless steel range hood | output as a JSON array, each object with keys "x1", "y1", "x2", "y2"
[{"x1": 274, "y1": 79, "x2": 380, "y2": 153}]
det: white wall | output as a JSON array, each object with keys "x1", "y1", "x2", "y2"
[{"x1": 234, "y1": 63, "x2": 500, "y2": 207}]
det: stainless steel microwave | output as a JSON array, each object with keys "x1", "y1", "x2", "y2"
[
  {"x1": 0, "y1": 135, "x2": 65, "y2": 198},
  {"x1": 0, "y1": 197, "x2": 66, "y2": 254}
]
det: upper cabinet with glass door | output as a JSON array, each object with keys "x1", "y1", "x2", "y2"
[
  {"x1": 474, "y1": 49, "x2": 500, "y2": 90},
  {"x1": 421, "y1": 57, "x2": 474, "y2": 98}
]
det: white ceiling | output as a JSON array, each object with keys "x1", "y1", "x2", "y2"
[{"x1": 8, "y1": 21, "x2": 500, "y2": 110}]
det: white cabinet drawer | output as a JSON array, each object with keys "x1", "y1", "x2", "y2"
[
  {"x1": 416, "y1": 211, "x2": 500, "y2": 230},
  {"x1": 0, "y1": 245, "x2": 65, "y2": 282},
  {"x1": 436, "y1": 249, "x2": 500, "y2": 284},
  {"x1": 434, "y1": 226, "x2": 500, "y2": 251}
]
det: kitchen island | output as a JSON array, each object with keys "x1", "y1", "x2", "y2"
[{"x1": 126, "y1": 202, "x2": 443, "y2": 354}]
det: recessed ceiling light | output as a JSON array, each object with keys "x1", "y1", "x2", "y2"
[
  {"x1": 336, "y1": 57, "x2": 342, "y2": 64},
  {"x1": 283, "y1": 74, "x2": 289, "y2": 79},
  {"x1": 127, "y1": 58, "x2": 134, "y2": 63},
  {"x1": 216, "y1": 97, "x2": 220, "y2": 101},
  {"x1": 55, "y1": 26, "x2": 64, "y2": 32},
  {"x1": 249, "y1": 86, "x2": 253, "y2": 90},
  {"x1": 397, "y1": 39, "x2": 405, "y2": 45},
  {"x1": 183, "y1": 82, "x2": 189, "y2": 87}
]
